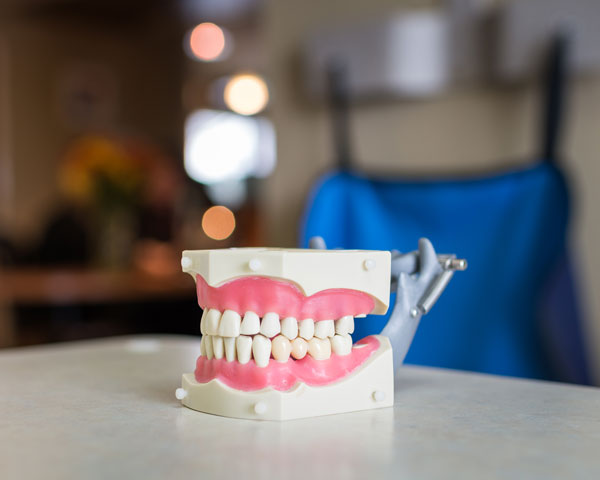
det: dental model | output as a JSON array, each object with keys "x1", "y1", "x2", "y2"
[{"x1": 176, "y1": 239, "x2": 465, "y2": 420}]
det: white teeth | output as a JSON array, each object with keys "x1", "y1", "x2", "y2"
[
  {"x1": 252, "y1": 334, "x2": 271, "y2": 367},
  {"x1": 201, "y1": 309, "x2": 357, "y2": 364},
  {"x1": 205, "y1": 335, "x2": 214, "y2": 359},
  {"x1": 281, "y1": 317, "x2": 298, "y2": 340},
  {"x1": 240, "y1": 311, "x2": 260, "y2": 335},
  {"x1": 314, "y1": 319, "x2": 335, "y2": 339},
  {"x1": 224, "y1": 337, "x2": 236, "y2": 362},
  {"x1": 260, "y1": 312, "x2": 281, "y2": 338},
  {"x1": 330, "y1": 334, "x2": 352, "y2": 356},
  {"x1": 200, "y1": 336, "x2": 207, "y2": 356},
  {"x1": 308, "y1": 337, "x2": 331, "y2": 360},
  {"x1": 218, "y1": 310, "x2": 241, "y2": 337},
  {"x1": 290, "y1": 337, "x2": 308, "y2": 360},
  {"x1": 236, "y1": 335, "x2": 253, "y2": 364},
  {"x1": 212, "y1": 336, "x2": 224, "y2": 359},
  {"x1": 356, "y1": 313, "x2": 367, "y2": 318},
  {"x1": 271, "y1": 335, "x2": 292, "y2": 362},
  {"x1": 205, "y1": 309, "x2": 222, "y2": 335},
  {"x1": 200, "y1": 309, "x2": 208, "y2": 335},
  {"x1": 335, "y1": 315, "x2": 355, "y2": 335},
  {"x1": 299, "y1": 318, "x2": 315, "y2": 340}
]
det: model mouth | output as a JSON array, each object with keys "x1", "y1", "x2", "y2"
[{"x1": 195, "y1": 275, "x2": 380, "y2": 391}]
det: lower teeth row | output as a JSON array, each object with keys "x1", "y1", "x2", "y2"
[{"x1": 200, "y1": 333, "x2": 353, "y2": 367}]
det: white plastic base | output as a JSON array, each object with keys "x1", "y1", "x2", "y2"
[{"x1": 180, "y1": 335, "x2": 394, "y2": 421}]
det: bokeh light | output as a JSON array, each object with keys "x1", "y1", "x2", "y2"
[
  {"x1": 188, "y1": 23, "x2": 226, "y2": 62},
  {"x1": 202, "y1": 206, "x2": 236, "y2": 240},
  {"x1": 184, "y1": 109, "x2": 276, "y2": 185},
  {"x1": 224, "y1": 74, "x2": 269, "y2": 115}
]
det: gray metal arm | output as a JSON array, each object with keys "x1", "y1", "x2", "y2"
[{"x1": 308, "y1": 236, "x2": 466, "y2": 373}]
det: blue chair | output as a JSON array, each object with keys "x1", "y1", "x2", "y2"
[
  {"x1": 300, "y1": 34, "x2": 591, "y2": 384},
  {"x1": 300, "y1": 164, "x2": 590, "y2": 383}
]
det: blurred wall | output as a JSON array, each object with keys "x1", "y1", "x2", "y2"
[
  {"x1": 264, "y1": 0, "x2": 600, "y2": 379},
  {"x1": 0, "y1": 10, "x2": 183, "y2": 245}
]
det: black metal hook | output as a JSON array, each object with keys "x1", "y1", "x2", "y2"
[
  {"x1": 540, "y1": 31, "x2": 570, "y2": 164},
  {"x1": 326, "y1": 59, "x2": 353, "y2": 170}
]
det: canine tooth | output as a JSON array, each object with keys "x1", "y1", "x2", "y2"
[
  {"x1": 200, "y1": 336, "x2": 206, "y2": 356},
  {"x1": 236, "y1": 335, "x2": 253, "y2": 364},
  {"x1": 291, "y1": 337, "x2": 308, "y2": 360},
  {"x1": 205, "y1": 335, "x2": 214, "y2": 359},
  {"x1": 335, "y1": 315, "x2": 355, "y2": 335},
  {"x1": 212, "y1": 336, "x2": 224, "y2": 359},
  {"x1": 260, "y1": 312, "x2": 281, "y2": 338},
  {"x1": 205, "y1": 309, "x2": 222, "y2": 335},
  {"x1": 299, "y1": 318, "x2": 314, "y2": 340},
  {"x1": 240, "y1": 311, "x2": 260, "y2": 335},
  {"x1": 200, "y1": 309, "x2": 208, "y2": 335},
  {"x1": 314, "y1": 319, "x2": 335, "y2": 339},
  {"x1": 224, "y1": 337, "x2": 236, "y2": 362},
  {"x1": 252, "y1": 334, "x2": 271, "y2": 368},
  {"x1": 271, "y1": 335, "x2": 292, "y2": 362},
  {"x1": 218, "y1": 310, "x2": 241, "y2": 337},
  {"x1": 330, "y1": 334, "x2": 352, "y2": 356},
  {"x1": 281, "y1": 317, "x2": 298, "y2": 340},
  {"x1": 308, "y1": 337, "x2": 331, "y2": 360}
]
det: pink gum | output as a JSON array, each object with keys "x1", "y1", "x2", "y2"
[{"x1": 196, "y1": 275, "x2": 375, "y2": 321}]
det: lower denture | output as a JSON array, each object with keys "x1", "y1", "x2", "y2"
[{"x1": 195, "y1": 335, "x2": 380, "y2": 392}]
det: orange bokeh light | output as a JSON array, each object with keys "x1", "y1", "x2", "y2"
[
  {"x1": 202, "y1": 206, "x2": 236, "y2": 240},
  {"x1": 189, "y1": 23, "x2": 225, "y2": 61}
]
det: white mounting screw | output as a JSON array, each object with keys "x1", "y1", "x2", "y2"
[
  {"x1": 254, "y1": 401, "x2": 267, "y2": 415},
  {"x1": 181, "y1": 256, "x2": 192, "y2": 269},
  {"x1": 410, "y1": 307, "x2": 420, "y2": 318},
  {"x1": 372, "y1": 390, "x2": 386, "y2": 402},
  {"x1": 248, "y1": 258, "x2": 262, "y2": 272},
  {"x1": 363, "y1": 259, "x2": 376, "y2": 271},
  {"x1": 175, "y1": 388, "x2": 188, "y2": 400}
]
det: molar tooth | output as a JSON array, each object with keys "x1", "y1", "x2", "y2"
[
  {"x1": 335, "y1": 315, "x2": 355, "y2": 335},
  {"x1": 236, "y1": 335, "x2": 253, "y2": 364},
  {"x1": 281, "y1": 317, "x2": 298, "y2": 340},
  {"x1": 314, "y1": 319, "x2": 335, "y2": 339},
  {"x1": 224, "y1": 337, "x2": 236, "y2": 362},
  {"x1": 308, "y1": 337, "x2": 331, "y2": 360},
  {"x1": 205, "y1": 309, "x2": 222, "y2": 335},
  {"x1": 205, "y1": 335, "x2": 214, "y2": 359},
  {"x1": 260, "y1": 312, "x2": 281, "y2": 338},
  {"x1": 299, "y1": 318, "x2": 314, "y2": 340},
  {"x1": 271, "y1": 335, "x2": 292, "y2": 362},
  {"x1": 212, "y1": 336, "x2": 224, "y2": 359},
  {"x1": 240, "y1": 311, "x2": 260, "y2": 335},
  {"x1": 291, "y1": 337, "x2": 308, "y2": 360},
  {"x1": 200, "y1": 309, "x2": 208, "y2": 335},
  {"x1": 218, "y1": 310, "x2": 241, "y2": 337},
  {"x1": 330, "y1": 334, "x2": 352, "y2": 356},
  {"x1": 252, "y1": 334, "x2": 271, "y2": 368}
]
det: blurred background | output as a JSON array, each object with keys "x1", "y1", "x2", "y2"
[{"x1": 0, "y1": 0, "x2": 599, "y2": 384}]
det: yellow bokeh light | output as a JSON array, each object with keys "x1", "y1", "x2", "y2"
[
  {"x1": 189, "y1": 23, "x2": 226, "y2": 62},
  {"x1": 202, "y1": 206, "x2": 236, "y2": 240},
  {"x1": 224, "y1": 74, "x2": 269, "y2": 116}
]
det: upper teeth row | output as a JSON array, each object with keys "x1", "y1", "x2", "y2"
[{"x1": 200, "y1": 309, "x2": 355, "y2": 341}]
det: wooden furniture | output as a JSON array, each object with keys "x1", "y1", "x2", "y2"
[{"x1": 0, "y1": 269, "x2": 195, "y2": 346}]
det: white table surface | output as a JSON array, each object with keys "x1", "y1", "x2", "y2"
[{"x1": 1, "y1": 335, "x2": 599, "y2": 480}]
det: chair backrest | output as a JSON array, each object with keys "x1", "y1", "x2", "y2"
[{"x1": 300, "y1": 163, "x2": 590, "y2": 383}]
